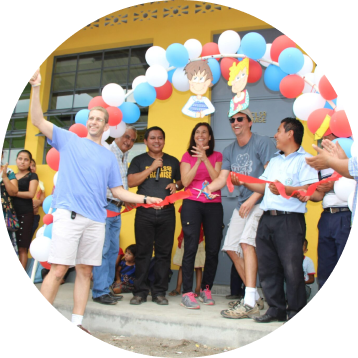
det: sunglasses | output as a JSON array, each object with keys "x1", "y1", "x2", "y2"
[{"x1": 229, "y1": 116, "x2": 245, "y2": 123}]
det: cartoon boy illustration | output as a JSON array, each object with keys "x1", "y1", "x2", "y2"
[
  {"x1": 228, "y1": 57, "x2": 250, "y2": 118},
  {"x1": 182, "y1": 60, "x2": 215, "y2": 119}
]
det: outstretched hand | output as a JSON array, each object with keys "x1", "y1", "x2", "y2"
[
  {"x1": 322, "y1": 140, "x2": 347, "y2": 160},
  {"x1": 305, "y1": 144, "x2": 331, "y2": 170},
  {"x1": 30, "y1": 69, "x2": 41, "y2": 86},
  {"x1": 268, "y1": 180, "x2": 281, "y2": 195}
]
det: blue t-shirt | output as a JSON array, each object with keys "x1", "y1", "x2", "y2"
[{"x1": 48, "y1": 125, "x2": 122, "y2": 223}]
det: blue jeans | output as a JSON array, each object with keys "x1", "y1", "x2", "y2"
[{"x1": 92, "y1": 202, "x2": 122, "y2": 298}]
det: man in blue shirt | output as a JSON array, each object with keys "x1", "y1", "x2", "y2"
[
  {"x1": 237, "y1": 118, "x2": 318, "y2": 322},
  {"x1": 29, "y1": 70, "x2": 162, "y2": 333}
]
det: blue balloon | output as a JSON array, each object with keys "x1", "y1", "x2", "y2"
[
  {"x1": 75, "y1": 109, "x2": 90, "y2": 126},
  {"x1": 241, "y1": 32, "x2": 266, "y2": 60},
  {"x1": 133, "y1": 82, "x2": 156, "y2": 107},
  {"x1": 167, "y1": 68, "x2": 175, "y2": 83},
  {"x1": 332, "y1": 138, "x2": 353, "y2": 158},
  {"x1": 166, "y1": 43, "x2": 189, "y2": 68},
  {"x1": 278, "y1": 48, "x2": 304, "y2": 75},
  {"x1": 264, "y1": 64, "x2": 287, "y2": 92},
  {"x1": 44, "y1": 223, "x2": 53, "y2": 239},
  {"x1": 236, "y1": 45, "x2": 244, "y2": 54},
  {"x1": 43, "y1": 195, "x2": 57, "y2": 214},
  {"x1": 324, "y1": 98, "x2": 337, "y2": 110},
  {"x1": 207, "y1": 58, "x2": 221, "y2": 85},
  {"x1": 119, "y1": 102, "x2": 140, "y2": 124}
]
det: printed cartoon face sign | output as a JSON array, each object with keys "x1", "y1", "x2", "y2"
[
  {"x1": 228, "y1": 58, "x2": 250, "y2": 118},
  {"x1": 182, "y1": 60, "x2": 215, "y2": 119}
]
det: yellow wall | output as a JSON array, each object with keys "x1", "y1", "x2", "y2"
[{"x1": 19, "y1": 0, "x2": 320, "y2": 272}]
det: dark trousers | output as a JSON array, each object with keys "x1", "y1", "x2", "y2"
[
  {"x1": 256, "y1": 213, "x2": 307, "y2": 320},
  {"x1": 31, "y1": 214, "x2": 41, "y2": 238},
  {"x1": 134, "y1": 206, "x2": 175, "y2": 299},
  {"x1": 230, "y1": 263, "x2": 245, "y2": 296},
  {"x1": 181, "y1": 200, "x2": 223, "y2": 294}
]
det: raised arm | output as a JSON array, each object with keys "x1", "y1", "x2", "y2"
[
  {"x1": 1, "y1": 165, "x2": 18, "y2": 196},
  {"x1": 29, "y1": 70, "x2": 53, "y2": 140},
  {"x1": 127, "y1": 158, "x2": 162, "y2": 188}
]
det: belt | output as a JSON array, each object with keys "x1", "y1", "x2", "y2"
[
  {"x1": 107, "y1": 199, "x2": 123, "y2": 207},
  {"x1": 264, "y1": 210, "x2": 298, "y2": 216},
  {"x1": 323, "y1": 207, "x2": 350, "y2": 214}
]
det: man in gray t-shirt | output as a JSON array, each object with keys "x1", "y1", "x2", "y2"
[{"x1": 206, "y1": 108, "x2": 276, "y2": 319}]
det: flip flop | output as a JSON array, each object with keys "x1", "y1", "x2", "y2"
[{"x1": 169, "y1": 289, "x2": 181, "y2": 296}]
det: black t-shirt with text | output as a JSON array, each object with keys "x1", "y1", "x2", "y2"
[{"x1": 128, "y1": 153, "x2": 180, "y2": 200}]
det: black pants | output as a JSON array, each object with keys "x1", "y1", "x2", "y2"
[
  {"x1": 31, "y1": 214, "x2": 41, "y2": 238},
  {"x1": 256, "y1": 213, "x2": 307, "y2": 320},
  {"x1": 181, "y1": 200, "x2": 223, "y2": 294},
  {"x1": 134, "y1": 206, "x2": 175, "y2": 299}
]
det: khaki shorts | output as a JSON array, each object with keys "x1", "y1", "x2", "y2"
[
  {"x1": 48, "y1": 209, "x2": 105, "y2": 266},
  {"x1": 173, "y1": 241, "x2": 205, "y2": 268},
  {"x1": 221, "y1": 204, "x2": 263, "y2": 257}
]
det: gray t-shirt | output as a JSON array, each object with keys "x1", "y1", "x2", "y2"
[{"x1": 222, "y1": 132, "x2": 277, "y2": 209}]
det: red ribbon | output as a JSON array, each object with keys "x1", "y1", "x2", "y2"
[
  {"x1": 107, "y1": 190, "x2": 193, "y2": 217},
  {"x1": 227, "y1": 171, "x2": 342, "y2": 199}
]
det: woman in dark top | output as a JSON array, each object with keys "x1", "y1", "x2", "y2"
[{"x1": 11, "y1": 150, "x2": 38, "y2": 269}]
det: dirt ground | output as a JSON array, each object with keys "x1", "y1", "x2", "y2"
[{"x1": 92, "y1": 332, "x2": 235, "y2": 357}]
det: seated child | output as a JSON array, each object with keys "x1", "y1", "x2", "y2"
[
  {"x1": 303, "y1": 239, "x2": 315, "y2": 300},
  {"x1": 111, "y1": 244, "x2": 136, "y2": 294}
]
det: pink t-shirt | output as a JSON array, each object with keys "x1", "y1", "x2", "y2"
[{"x1": 181, "y1": 151, "x2": 222, "y2": 203}]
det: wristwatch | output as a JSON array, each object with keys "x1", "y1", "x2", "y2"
[{"x1": 143, "y1": 195, "x2": 147, "y2": 204}]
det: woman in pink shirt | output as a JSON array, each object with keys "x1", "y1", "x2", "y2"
[{"x1": 180, "y1": 122, "x2": 223, "y2": 309}]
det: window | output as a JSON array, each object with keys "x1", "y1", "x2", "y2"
[{"x1": 44, "y1": 45, "x2": 152, "y2": 163}]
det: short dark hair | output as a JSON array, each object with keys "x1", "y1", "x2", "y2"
[
  {"x1": 125, "y1": 244, "x2": 137, "y2": 257},
  {"x1": 187, "y1": 122, "x2": 215, "y2": 157},
  {"x1": 144, "y1": 126, "x2": 165, "y2": 141},
  {"x1": 281, "y1": 117, "x2": 304, "y2": 145}
]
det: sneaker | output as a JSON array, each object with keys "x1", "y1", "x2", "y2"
[
  {"x1": 92, "y1": 294, "x2": 118, "y2": 305},
  {"x1": 109, "y1": 292, "x2": 123, "y2": 301},
  {"x1": 181, "y1": 292, "x2": 200, "y2": 309},
  {"x1": 228, "y1": 298, "x2": 264, "y2": 309},
  {"x1": 228, "y1": 298, "x2": 244, "y2": 309},
  {"x1": 198, "y1": 286, "x2": 215, "y2": 305},
  {"x1": 221, "y1": 303, "x2": 260, "y2": 319}
]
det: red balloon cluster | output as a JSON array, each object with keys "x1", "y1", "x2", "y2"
[
  {"x1": 107, "y1": 106, "x2": 123, "y2": 126},
  {"x1": 69, "y1": 123, "x2": 88, "y2": 138},
  {"x1": 318, "y1": 76, "x2": 337, "y2": 100},
  {"x1": 270, "y1": 35, "x2": 296, "y2": 62},
  {"x1": 201, "y1": 42, "x2": 220, "y2": 61},
  {"x1": 280, "y1": 75, "x2": 304, "y2": 98},
  {"x1": 220, "y1": 57, "x2": 239, "y2": 81},
  {"x1": 330, "y1": 110, "x2": 352, "y2": 137},
  {"x1": 46, "y1": 148, "x2": 60, "y2": 171},
  {"x1": 43, "y1": 214, "x2": 53, "y2": 225},
  {"x1": 307, "y1": 108, "x2": 334, "y2": 136},
  {"x1": 88, "y1": 96, "x2": 109, "y2": 109},
  {"x1": 247, "y1": 59, "x2": 262, "y2": 83},
  {"x1": 155, "y1": 80, "x2": 173, "y2": 100}
]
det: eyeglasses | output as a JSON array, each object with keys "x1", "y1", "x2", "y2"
[
  {"x1": 229, "y1": 116, "x2": 245, "y2": 124},
  {"x1": 88, "y1": 116, "x2": 105, "y2": 123}
]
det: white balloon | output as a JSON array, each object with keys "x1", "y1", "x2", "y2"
[
  {"x1": 350, "y1": 141, "x2": 358, "y2": 158},
  {"x1": 132, "y1": 75, "x2": 147, "y2": 90},
  {"x1": 30, "y1": 235, "x2": 52, "y2": 262},
  {"x1": 218, "y1": 30, "x2": 241, "y2": 54},
  {"x1": 109, "y1": 121, "x2": 126, "y2": 138},
  {"x1": 334, "y1": 177, "x2": 356, "y2": 202},
  {"x1": 53, "y1": 172, "x2": 58, "y2": 186},
  {"x1": 293, "y1": 93, "x2": 326, "y2": 121},
  {"x1": 313, "y1": 65, "x2": 325, "y2": 85},
  {"x1": 102, "y1": 83, "x2": 125, "y2": 107},
  {"x1": 172, "y1": 67, "x2": 189, "y2": 92},
  {"x1": 260, "y1": 43, "x2": 272, "y2": 67},
  {"x1": 145, "y1": 46, "x2": 169, "y2": 69},
  {"x1": 102, "y1": 128, "x2": 110, "y2": 142},
  {"x1": 146, "y1": 65, "x2": 168, "y2": 87},
  {"x1": 301, "y1": 73, "x2": 318, "y2": 94},
  {"x1": 184, "y1": 39, "x2": 202, "y2": 60},
  {"x1": 348, "y1": 191, "x2": 355, "y2": 212},
  {"x1": 36, "y1": 226, "x2": 45, "y2": 238},
  {"x1": 296, "y1": 55, "x2": 314, "y2": 76}
]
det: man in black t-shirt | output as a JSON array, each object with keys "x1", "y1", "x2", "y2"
[{"x1": 128, "y1": 126, "x2": 182, "y2": 305}]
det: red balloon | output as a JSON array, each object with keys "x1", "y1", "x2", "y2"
[
  {"x1": 88, "y1": 96, "x2": 109, "y2": 109},
  {"x1": 40, "y1": 261, "x2": 51, "y2": 270},
  {"x1": 280, "y1": 75, "x2": 305, "y2": 98},
  {"x1": 43, "y1": 214, "x2": 53, "y2": 225},
  {"x1": 270, "y1": 35, "x2": 296, "y2": 62},
  {"x1": 330, "y1": 110, "x2": 352, "y2": 138},
  {"x1": 201, "y1": 42, "x2": 220, "y2": 61},
  {"x1": 155, "y1": 80, "x2": 173, "y2": 100},
  {"x1": 46, "y1": 148, "x2": 60, "y2": 171},
  {"x1": 69, "y1": 123, "x2": 88, "y2": 138},
  {"x1": 318, "y1": 76, "x2": 337, "y2": 100},
  {"x1": 307, "y1": 108, "x2": 334, "y2": 135},
  {"x1": 107, "y1": 106, "x2": 123, "y2": 126},
  {"x1": 220, "y1": 58, "x2": 239, "y2": 81},
  {"x1": 247, "y1": 59, "x2": 262, "y2": 83}
]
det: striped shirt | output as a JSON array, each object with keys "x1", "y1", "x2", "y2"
[
  {"x1": 106, "y1": 141, "x2": 129, "y2": 202},
  {"x1": 348, "y1": 156, "x2": 358, "y2": 223}
]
